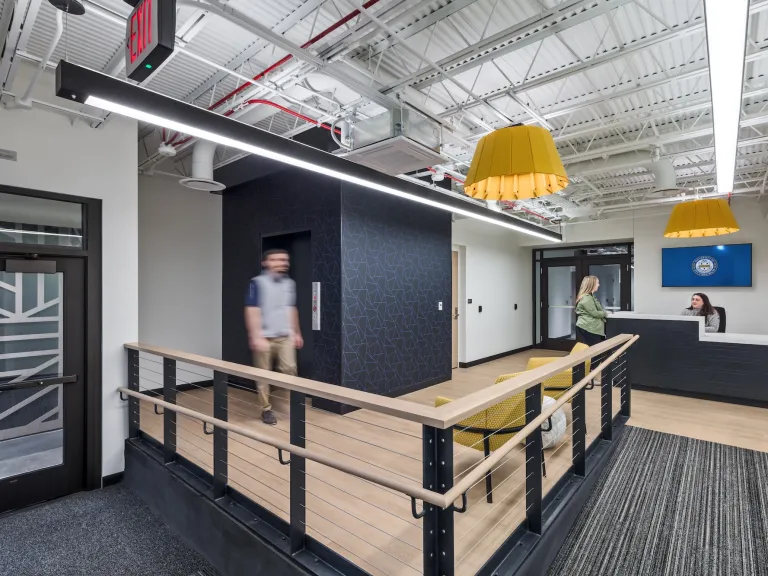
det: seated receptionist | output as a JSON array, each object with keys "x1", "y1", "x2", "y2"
[{"x1": 681, "y1": 292, "x2": 720, "y2": 333}]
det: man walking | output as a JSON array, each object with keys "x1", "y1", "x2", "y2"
[{"x1": 244, "y1": 249, "x2": 303, "y2": 425}]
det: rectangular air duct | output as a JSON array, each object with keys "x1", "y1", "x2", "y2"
[{"x1": 338, "y1": 109, "x2": 443, "y2": 174}]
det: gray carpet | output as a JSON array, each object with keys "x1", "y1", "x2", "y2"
[
  {"x1": 549, "y1": 427, "x2": 768, "y2": 576},
  {"x1": 0, "y1": 485, "x2": 217, "y2": 576}
]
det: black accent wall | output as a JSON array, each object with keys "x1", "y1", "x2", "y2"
[
  {"x1": 340, "y1": 183, "x2": 452, "y2": 395},
  {"x1": 222, "y1": 169, "x2": 342, "y2": 387},
  {"x1": 221, "y1": 170, "x2": 452, "y2": 400}
]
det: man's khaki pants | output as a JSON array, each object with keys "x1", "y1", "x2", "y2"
[{"x1": 253, "y1": 336, "x2": 297, "y2": 413}]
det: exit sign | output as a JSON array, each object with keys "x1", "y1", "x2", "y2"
[{"x1": 125, "y1": 0, "x2": 175, "y2": 82}]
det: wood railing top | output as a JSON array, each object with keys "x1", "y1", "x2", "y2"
[
  {"x1": 125, "y1": 334, "x2": 635, "y2": 430},
  {"x1": 121, "y1": 335, "x2": 639, "y2": 510}
]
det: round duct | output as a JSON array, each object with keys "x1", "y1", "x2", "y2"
[
  {"x1": 179, "y1": 177, "x2": 226, "y2": 192},
  {"x1": 646, "y1": 158, "x2": 682, "y2": 198},
  {"x1": 48, "y1": 0, "x2": 85, "y2": 15},
  {"x1": 179, "y1": 140, "x2": 225, "y2": 192}
]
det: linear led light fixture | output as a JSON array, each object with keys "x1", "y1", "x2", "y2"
[
  {"x1": 55, "y1": 62, "x2": 561, "y2": 243},
  {"x1": 704, "y1": 0, "x2": 750, "y2": 194}
]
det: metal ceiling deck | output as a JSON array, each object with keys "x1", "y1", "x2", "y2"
[{"x1": 5, "y1": 0, "x2": 768, "y2": 218}]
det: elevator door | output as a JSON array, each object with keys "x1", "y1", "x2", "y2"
[{"x1": 261, "y1": 232, "x2": 313, "y2": 378}]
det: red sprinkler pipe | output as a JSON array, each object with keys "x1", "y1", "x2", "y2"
[
  {"x1": 425, "y1": 169, "x2": 552, "y2": 221},
  {"x1": 499, "y1": 200, "x2": 554, "y2": 223},
  {"x1": 427, "y1": 167, "x2": 465, "y2": 184},
  {"x1": 165, "y1": 0, "x2": 383, "y2": 147},
  {"x1": 207, "y1": 0, "x2": 382, "y2": 113}
]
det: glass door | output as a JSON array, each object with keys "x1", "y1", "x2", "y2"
[
  {"x1": 542, "y1": 264, "x2": 578, "y2": 350},
  {"x1": 587, "y1": 257, "x2": 632, "y2": 315},
  {"x1": 540, "y1": 255, "x2": 632, "y2": 350},
  {"x1": 0, "y1": 256, "x2": 86, "y2": 514}
]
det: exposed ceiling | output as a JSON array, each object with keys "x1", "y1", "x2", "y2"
[{"x1": 2, "y1": 0, "x2": 767, "y2": 225}]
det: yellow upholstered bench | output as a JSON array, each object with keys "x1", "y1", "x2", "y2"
[{"x1": 435, "y1": 372, "x2": 551, "y2": 503}]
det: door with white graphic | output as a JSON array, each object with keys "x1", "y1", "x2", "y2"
[{"x1": 0, "y1": 257, "x2": 86, "y2": 513}]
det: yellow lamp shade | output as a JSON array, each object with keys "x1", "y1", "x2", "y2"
[
  {"x1": 464, "y1": 125, "x2": 569, "y2": 200},
  {"x1": 663, "y1": 199, "x2": 740, "y2": 238}
]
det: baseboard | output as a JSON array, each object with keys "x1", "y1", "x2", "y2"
[
  {"x1": 476, "y1": 416, "x2": 629, "y2": 576},
  {"x1": 632, "y1": 384, "x2": 768, "y2": 408},
  {"x1": 459, "y1": 345, "x2": 533, "y2": 368},
  {"x1": 312, "y1": 374, "x2": 451, "y2": 415},
  {"x1": 102, "y1": 471, "x2": 124, "y2": 488}
]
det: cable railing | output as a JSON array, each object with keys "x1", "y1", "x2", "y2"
[{"x1": 120, "y1": 334, "x2": 637, "y2": 576}]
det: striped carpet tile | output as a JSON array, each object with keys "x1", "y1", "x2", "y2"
[{"x1": 548, "y1": 427, "x2": 768, "y2": 576}]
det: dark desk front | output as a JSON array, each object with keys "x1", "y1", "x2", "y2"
[{"x1": 606, "y1": 314, "x2": 768, "y2": 405}]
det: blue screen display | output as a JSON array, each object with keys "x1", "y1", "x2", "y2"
[{"x1": 661, "y1": 243, "x2": 752, "y2": 287}]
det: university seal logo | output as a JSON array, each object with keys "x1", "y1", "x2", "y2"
[{"x1": 692, "y1": 256, "x2": 717, "y2": 277}]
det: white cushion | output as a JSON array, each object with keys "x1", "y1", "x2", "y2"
[{"x1": 541, "y1": 396, "x2": 567, "y2": 449}]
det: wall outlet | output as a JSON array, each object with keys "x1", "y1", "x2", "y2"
[{"x1": 438, "y1": 301, "x2": 443, "y2": 310}]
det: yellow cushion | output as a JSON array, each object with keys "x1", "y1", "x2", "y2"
[
  {"x1": 435, "y1": 373, "x2": 528, "y2": 452},
  {"x1": 525, "y1": 342, "x2": 593, "y2": 401}
]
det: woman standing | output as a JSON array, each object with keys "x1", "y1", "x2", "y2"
[
  {"x1": 575, "y1": 275, "x2": 608, "y2": 345},
  {"x1": 681, "y1": 293, "x2": 720, "y2": 333}
]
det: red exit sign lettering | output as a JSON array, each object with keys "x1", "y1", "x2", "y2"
[
  {"x1": 125, "y1": 0, "x2": 175, "y2": 82},
  {"x1": 129, "y1": 0, "x2": 153, "y2": 65}
]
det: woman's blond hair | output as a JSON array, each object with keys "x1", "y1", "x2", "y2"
[{"x1": 576, "y1": 275, "x2": 599, "y2": 303}]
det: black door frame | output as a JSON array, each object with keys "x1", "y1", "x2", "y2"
[
  {"x1": 535, "y1": 244, "x2": 632, "y2": 350},
  {"x1": 0, "y1": 184, "x2": 102, "y2": 493}
]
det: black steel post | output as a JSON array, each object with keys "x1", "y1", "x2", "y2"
[
  {"x1": 601, "y1": 353, "x2": 614, "y2": 441},
  {"x1": 423, "y1": 426, "x2": 455, "y2": 576},
  {"x1": 127, "y1": 349, "x2": 140, "y2": 438},
  {"x1": 290, "y1": 391, "x2": 306, "y2": 555},
  {"x1": 213, "y1": 371, "x2": 228, "y2": 499},
  {"x1": 525, "y1": 383, "x2": 543, "y2": 535},
  {"x1": 163, "y1": 358, "x2": 177, "y2": 464},
  {"x1": 572, "y1": 361, "x2": 586, "y2": 477},
  {"x1": 620, "y1": 351, "x2": 631, "y2": 417}
]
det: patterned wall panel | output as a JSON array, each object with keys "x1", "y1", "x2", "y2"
[
  {"x1": 341, "y1": 183, "x2": 452, "y2": 395},
  {"x1": 222, "y1": 170, "x2": 342, "y2": 386}
]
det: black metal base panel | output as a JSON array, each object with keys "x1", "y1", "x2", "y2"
[{"x1": 124, "y1": 438, "x2": 362, "y2": 576}]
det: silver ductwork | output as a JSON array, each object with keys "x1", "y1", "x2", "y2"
[
  {"x1": 645, "y1": 157, "x2": 678, "y2": 195},
  {"x1": 179, "y1": 140, "x2": 226, "y2": 192},
  {"x1": 566, "y1": 147, "x2": 681, "y2": 197}
]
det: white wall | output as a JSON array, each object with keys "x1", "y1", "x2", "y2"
[
  {"x1": 138, "y1": 175, "x2": 222, "y2": 379},
  {"x1": 530, "y1": 202, "x2": 768, "y2": 335},
  {"x1": 0, "y1": 63, "x2": 138, "y2": 476},
  {"x1": 452, "y1": 219, "x2": 532, "y2": 363},
  {"x1": 632, "y1": 202, "x2": 768, "y2": 334}
]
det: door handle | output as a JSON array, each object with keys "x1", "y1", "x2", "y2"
[{"x1": 0, "y1": 374, "x2": 77, "y2": 392}]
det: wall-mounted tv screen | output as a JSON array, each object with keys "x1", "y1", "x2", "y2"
[{"x1": 662, "y1": 243, "x2": 752, "y2": 287}]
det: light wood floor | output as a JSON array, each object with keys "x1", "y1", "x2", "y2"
[{"x1": 136, "y1": 349, "x2": 767, "y2": 576}]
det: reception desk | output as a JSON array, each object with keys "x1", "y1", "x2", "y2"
[{"x1": 607, "y1": 313, "x2": 768, "y2": 405}]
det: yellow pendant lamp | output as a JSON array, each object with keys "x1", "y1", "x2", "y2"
[
  {"x1": 464, "y1": 125, "x2": 569, "y2": 201},
  {"x1": 663, "y1": 198, "x2": 740, "y2": 238}
]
